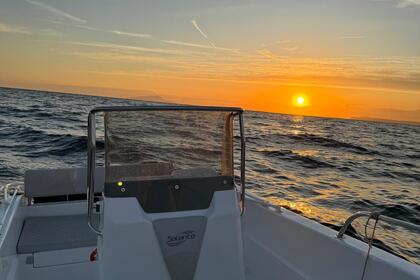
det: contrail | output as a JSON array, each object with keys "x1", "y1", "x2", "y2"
[
  {"x1": 111, "y1": 30, "x2": 152, "y2": 38},
  {"x1": 191, "y1": 19, "x2": 216, "y2": 48},
  {"x1": 25, "y1": 0, "x2": 86, "y2": 23}
]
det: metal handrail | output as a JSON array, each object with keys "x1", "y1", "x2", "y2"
[
  {"x1": 1, "y1": 182, "x2": 22, "y2": 201},
  {"x1": 0, "y1": 183, "x2": 22, "y2": 231},
  {"x1": 239, "y1": 112, "x2": 246, "y2": 214},
  {"x1": 87, "y1": 105, "x2": 246, "y2": 235},
  {"x1": 87, "y1": 111, "x2": 101, "y2": 235},
  {"x1": 337, "y1": 211, "x2": 420, "y2": 239}
]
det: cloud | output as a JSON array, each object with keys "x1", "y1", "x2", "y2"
[
  {"x1": 70, "y1": 41, "x2": 182, "y2": 55},
  {"x1": 163, "y1": 39, "x2": 238, "y2": 52},
  {"x1": 111, "y1": 30, "x2": 152, "y2": 38},
  {"x1": 163, "y1": 40, "x2": 215, "y2": 49},
  {"x1": 25, "y1": 0, "x2": 86, "y2": 23},
  {"x1": 0, "y1": 21, "x2": 63, "y2": 37},
  {"x1": 75, "y1": 25, "x2": 99, "y2": 31},
  {"x1": 191, "y1": 19, "x2": 217, "y2": 48},
  {"x1": 276, "y1": 40, "x2": 292, "y2": 44},
  {"x1": 340, "y1": 35, "x2": 366, "y2": 39},
  {"x1": 0, "y1": 22, "x2": 30, "y2": 34},
  {"x1": 395, "y1": 0, "x2": 420, "y2": 7},
  {"x1": 40, "y1": 28, "x2": 64, "y2": 37},
  {"x1": 373, "y1": 0, "x2": 420, "y2": 7},
  {"x1": 282, "y1": 46, "x2": 299, "y2": 52},
  {"x1": 63, "y1": 51, "x2": 420, "y2": 96},
  {"x1": 256, "y1": 49, "x2": 278, "y2": 60},
  {"x1": 47, "y1": 19, "x2": 100, "y2": 32},
  {"x1": 261, "y1": 40, "x2": 292, "y2": 47},
  {"x1": 61, "y1": 51, "x2": 169, "y2": 63}
]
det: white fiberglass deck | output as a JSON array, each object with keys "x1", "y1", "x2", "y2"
[{"x1": 1, "y1": 194, "x2": 419, "y2": 280}]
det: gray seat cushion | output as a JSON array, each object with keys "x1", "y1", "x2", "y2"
[{"x1": 17, "y1": 215, "x2": 97, "y2": 254}]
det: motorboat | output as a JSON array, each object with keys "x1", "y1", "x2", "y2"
[{"x1": 0, "y1": 105, "x2": 419, "y2": 280}]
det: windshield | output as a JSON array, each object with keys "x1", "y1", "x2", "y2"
[{"x1": 104, "y1": 110, "x2": 235, "y2": 183}]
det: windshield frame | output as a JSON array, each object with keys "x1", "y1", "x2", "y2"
[{"x1": 86, "y1": 105, "x2": 245, "y2": 235}]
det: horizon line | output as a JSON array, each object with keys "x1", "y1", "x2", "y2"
[{"x1": 1, "y1": 85, "x2": 419, "y2": 126}]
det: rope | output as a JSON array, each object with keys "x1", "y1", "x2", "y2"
[{"x1": 360, "y1": 212, "x2": 380, "y2": 280}]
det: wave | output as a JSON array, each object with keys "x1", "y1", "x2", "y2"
[
  {"x1": 284, "y1": 133, "x2": 380, "y2": 155},
  {"x1": 4, "y1": 126, "x2": 103, "y2": 157},
  {"x1": 0, "y1": 164, "x2": 21, "y2": 178},
  {"x1": 259, "y1": 149, "x2": 335, "y2": 169},
  {"x1": 0, "y1": 106, "x2": 83, "y2": 123},
  {"x1": 406, "y1": 154, "x2": 420, "y2": 160},
  {"x1": 352, "y1": 199, "x2": 420, "y2": 225},
  {"x1": 390, "y1": 171, "x2": 420, "y2": 182},
  {"x1": 27, "y1": 135, "x2": 104, "y2": 158}
]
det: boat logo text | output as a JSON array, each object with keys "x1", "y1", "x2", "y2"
[{"x1": 167, "y1": 230, "x2": 196, "y2": 247}]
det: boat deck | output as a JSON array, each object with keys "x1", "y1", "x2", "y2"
[
  {"x1": 17, "y1": 215, "x2": 97, "y2": 254},
  {"x1": 1, "y1": 196, "x2": 418, "y2": 280}
]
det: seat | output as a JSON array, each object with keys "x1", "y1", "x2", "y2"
[
  {"x1": 17, "y1": 215, "x2": 97, "y2": 254},
  {"x1": 24, "y1": 168, "x2": 104, "y2": 201}
]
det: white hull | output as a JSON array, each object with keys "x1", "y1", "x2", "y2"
[{"x1": 1, "y1": 192, "x2": 418, "y2": 280}]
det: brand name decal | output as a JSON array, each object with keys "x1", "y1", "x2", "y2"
[{"x1": 167, "y1": 230, "x2": 196, "y2": 247}]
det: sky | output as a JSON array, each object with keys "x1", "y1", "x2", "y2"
[{"x1": 0, "y1": 0, "x2": 419, "y2": 122}]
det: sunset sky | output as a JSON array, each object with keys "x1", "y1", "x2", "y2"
[{"x1": 0, "y1": 0, "x2": 419, "y2": 122}]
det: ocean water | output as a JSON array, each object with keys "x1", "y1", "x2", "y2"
[{"x1": 0, "y1": 87, "x2": 419, "y2": 264}]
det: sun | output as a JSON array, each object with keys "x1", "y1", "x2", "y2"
[
  {"x1": 293, "y1": 94, "x2": 309, "y2": 107},
  {"x1": 297, "y1": 97, "x2": 304, "y2": 105}
]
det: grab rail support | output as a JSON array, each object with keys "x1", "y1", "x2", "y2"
[
  {"x1": 337, "y1": 211, "x2": 420, "y2": 239},
  {"x1": 0, "y1": 183, "x2": 22, "y2": 232}
]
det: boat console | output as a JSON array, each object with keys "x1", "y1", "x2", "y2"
[{"x1": 87, "y1": 106, "x2": 246, "y2": 280}]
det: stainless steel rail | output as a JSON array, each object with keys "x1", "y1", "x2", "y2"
[
  {"x1": 337, "y1": 211, "x2": 420, "y2": 239},
  {"x1": 87, "y1": 111, "x2": 100, "y2": 235},
  {"x1": 0, "y1": 183, "x2": 22, "y2": 233},
  {"x1": 87, "y1": 105, "x2": 246, "y2": 235},
  {"x1": 239, "y1": 112, "x2": 246, "y2": 215}
]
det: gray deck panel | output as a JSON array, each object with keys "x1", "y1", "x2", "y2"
[{"x1": 17, "y1": 215, "x2": 97, "y2": 254}]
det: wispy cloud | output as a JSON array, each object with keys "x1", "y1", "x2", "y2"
[
  {"x1": 47, "y1": 19, "x2": 100, "y2": 32},
  {"x1": 0, "y1": 22, "x2": 30, "y2": 34},
  {"x1": 256, "y1": 49, "x2": 279, "y2": 60},
  {"x1": 276, "y1": 40, "x2": 292, "y2": 44},
  {"x1": 372, "y1": 0, "x2": 420, "y2": 7},
  {"x1": 48, "y1": 20, "x2": 150, "y2": 37},
  {"x1": 111, "y1": 30, "x2": 152, "y2": 38},
  {"x1": 395, "y1": 0, "x2": 420, "y2": 7},
  {"x1": 25, "y1": 0, "x2": 86, "y2": 23},
  {"x1": 62, "y1": 43, "x2": 420, "y2": 94},
  {"x1": 282, "y1": 46, "x2": 299, "y2": 52},
  {"x1": 163, "y1": 39, "x2": 237, "y2": 52},
  {"x1": 340, "y1": 35, "x2": 366, "y2": 39},
  {"x1": 163, "y1": 40, "x2": 215, "y2": 49},
  {"x1": 191, "y1": 19, "x2": 217, "y2": 48},
  {"x1": 40, "y1": 28, "x2": 63, "y2": 37},
  {"x1": 261, "y1": 40, "x2": 292, "y2": 47},
  {"x1": 70, "y1": 41, "x2": 182, "y2": 55},
  {"x1": 61, "y1": 51, "x2": 168, "y2": 63}
]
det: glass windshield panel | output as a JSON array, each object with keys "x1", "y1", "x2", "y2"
[{"x1": 104, "y1": 110, "x2": 234, "y2": 183}]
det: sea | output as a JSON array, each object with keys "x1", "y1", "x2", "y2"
[{"x1": 0, "y1": 87, "x2": 419, "y2": 265}]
